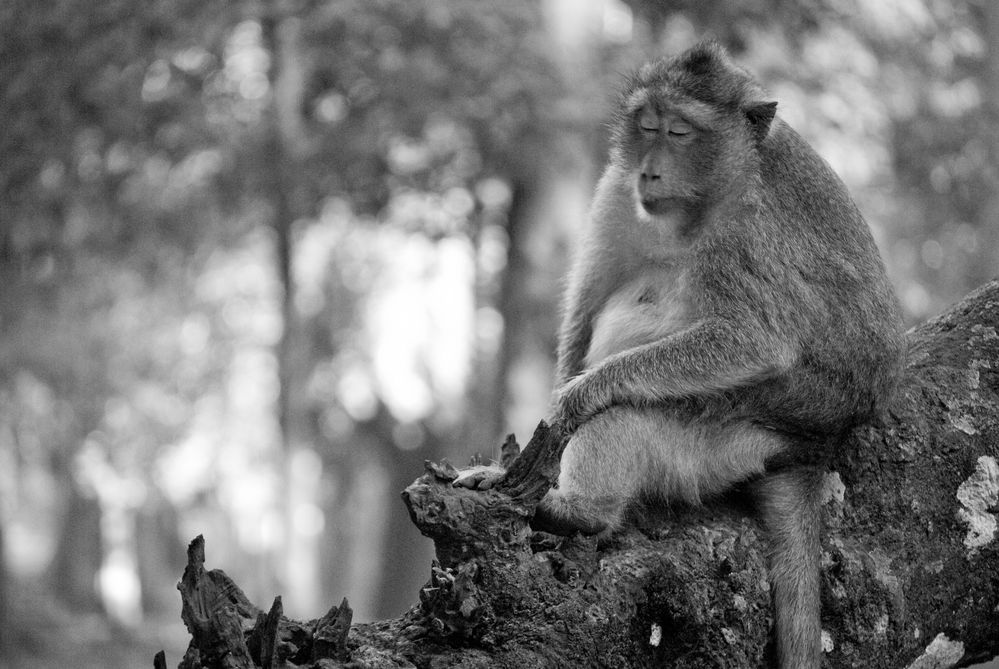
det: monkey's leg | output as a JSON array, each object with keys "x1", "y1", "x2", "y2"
[
  {"x1": 535, "y1": 408, "x2": 786, "y2": 537},
  {"x1": 752, "y1": 468, "x2": 822, "y2": 669},
  {"x1": 531, "y1": 414, "x2": 636, "y2": 536}
]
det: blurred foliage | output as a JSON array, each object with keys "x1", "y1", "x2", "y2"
[{"x1": 1, "y1": 0, "x2": 998, "y2": 667}]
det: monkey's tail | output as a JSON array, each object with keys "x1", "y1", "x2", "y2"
[{"x1": 752, "y1": 466, "x2": 823, "y2": 669}]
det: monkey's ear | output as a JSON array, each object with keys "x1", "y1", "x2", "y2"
[{"x1": 745, "y1": 101, "x2": 778, "y2": 141}]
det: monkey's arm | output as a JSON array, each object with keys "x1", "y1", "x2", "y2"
[
  {"x1": 554, "y1": 309, "x2": 594, "y2": 389},
  {"x1": 555, "y1": 167, "x2": 637, "y2": 389},
  {"x1": 555, "y1": 317, "x2": 796, "y2": 430},
  {"x1": 554, "y1": 256, "x2": 624, "y2": 390}
]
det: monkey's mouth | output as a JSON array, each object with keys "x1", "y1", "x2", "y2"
[{"x1": 640, "y1": 197, "x2": 673, "y2": 216}]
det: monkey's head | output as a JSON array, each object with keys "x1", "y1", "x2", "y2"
[{"x1": 611, "y1": 42, "x2": 777, "y2": 228}]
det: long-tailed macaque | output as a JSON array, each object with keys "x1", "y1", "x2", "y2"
[{"x1": 459, "y1": 42, "x2": 905, "y2": 668}]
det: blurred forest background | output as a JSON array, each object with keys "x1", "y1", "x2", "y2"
[{"x1": 1, "y1": 0, "x2": 998, "y2": 667}]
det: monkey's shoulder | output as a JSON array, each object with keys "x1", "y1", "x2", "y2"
[{"x1": 757, "y1": 123, "x2": 866, "y2": 235}]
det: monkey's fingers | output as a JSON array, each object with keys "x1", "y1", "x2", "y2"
[
  {"x1": 452, "y1": 467, "x2": 504, "y2": 490},
  {"x1": 553, "y1": 378, "x2": 606, "y2": 434},
  {"x1": 553, "y1": 402, "x2": 599, "y2": 435}
]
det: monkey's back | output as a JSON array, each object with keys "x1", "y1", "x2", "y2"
[{"x1": 720, "y1": 120, "x2": 905, "y2": 437}]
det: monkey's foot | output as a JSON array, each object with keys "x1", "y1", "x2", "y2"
[
  {"x1": 452, "y1": 464, "x2": 506, "y2": 490},
  {"x1": 531, "y1": 499, "x2": 609, "y2": 537}
]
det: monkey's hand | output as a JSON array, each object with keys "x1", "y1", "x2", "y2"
[
  {"x1": 553, "y1": 371, "x2": 614, "y2": 433},
  {"x1": 452, "y1": 464, "x2": 506, "y2": 490}
]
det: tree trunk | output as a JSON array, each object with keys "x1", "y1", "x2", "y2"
[
  {"x1": 261, "y1": 8, "x2": 324, "y2": 617},
  {"x1": 48, "y1": 480, "x2": 104, "y2": 614},
  {"x1": 976, "y1": 1, "x2": 999, "y2": 296},
  {"x1": 165, "y1": 280, "x2": 999, "y2": 669},
  {"x1": 0, "y1": 522, "x2": 7, "y2": 660}
]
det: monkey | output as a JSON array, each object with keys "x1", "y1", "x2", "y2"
[{"x1": 457, "y1": 42, "x2": 905, "y2": 669}]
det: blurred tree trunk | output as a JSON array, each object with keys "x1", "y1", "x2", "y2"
[
  {"x1": 465, "y1": 173, "x2": 550, "y2": 458},
  {"x1": 48, "y1": 482, "x2": 103, "y2": 612},
  {"x1": 261, "y1": 8, "x2": 326, "y2": 616},
  {"x1": 321, "y1": 427, "x2": 393, "y2": 622},
  {"x1": 0, "y1": 523, "x2": 7, "y2": 659},
  {"x1": 136, "y1": 492, "x2": 185, "y2": 615},
  {"x1": 469, "y1": 0, "x2": 608, "y2": 451},
  {"x1": 373, "y1": 432, "x2": 438, "y2": 619},
  {"x1": 333, "y1": 404, "x2": 437, "y2": 621},
  {"x1": 262, "y1": 9, "x2": 309, "y2": 459},
  {"x1": 977, "y1": 1, "x2": 999, "y2": 290}
]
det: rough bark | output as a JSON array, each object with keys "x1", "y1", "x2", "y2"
[{"x1": 163, "y1": 280, "x2": 999, "y2": 669}]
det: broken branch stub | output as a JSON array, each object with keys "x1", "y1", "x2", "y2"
[
  {"x1": 400, "y1": 420, "x2": 566, "y2": 563},
  {"x1": 399, "y1": 420, "x2": 572, "y2": 644},
  {"x1": 178, "y1": 535, "x2": 260, "y2": 669},
  {"x1": 175, "y1": 536, "x2": 356, "y2": 668},
  {"x1": 311, "y1": 598, "x2": 353, "y2": 663},
  {"x1": 495, "y1": 420, "x2": 569, "y2": 503}
]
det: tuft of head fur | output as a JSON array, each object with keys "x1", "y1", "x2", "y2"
[{"x1": 631, "y1": 41, "x2": 767, "y2": 112}]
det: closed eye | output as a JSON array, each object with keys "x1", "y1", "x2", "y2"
[
  {"x1": 638, "y1": 107, "x2": 659, "y2": 133},
  {"x1": 669, "y1": 121, "x2": 693, "y2": 136}
]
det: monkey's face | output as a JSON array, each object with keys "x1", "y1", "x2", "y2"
[
  {"x1": 633, "y1": 100, "x2": 718, "y2": 210},
  {"x1": 618, "y1": 93, "x2": 728, "y2": 228},
  {"x1": 613, "y1": 44, "x2": 777, "y2": 236}
]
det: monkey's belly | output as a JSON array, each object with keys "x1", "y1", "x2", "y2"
[{"x1": 586, "y1": 274, "x2": 685, "y2": 366}]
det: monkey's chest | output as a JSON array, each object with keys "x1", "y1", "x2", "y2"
[{"x1": 586, "y1": 271, "x2": 687, "y2": 367}]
